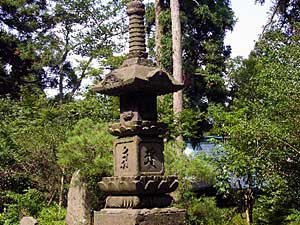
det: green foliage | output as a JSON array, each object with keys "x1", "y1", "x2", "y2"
[
  {"x1": 0, "y1": 0, "x2": 127, "y2": 101},
  {"x1": 57, "y1": 118, "x2": 113, "y2": 178},
  {"x1": 210, "y1": 29, "x2": 300, "y2": 224},
  {"x1": 0, "y1": 189, "x2": 45, "y2": 225},
  {"x1": 285, "y1": 209, "x2": 300, "y2": 225},
  {"x1": 165, "y1": 141, "x2": 215, "y2": 179},
  {"x1": 0, "y1": 189, "x2": 66, "y2": 225},
  {"x1": 184, "y1": 195, "x2": 244, "y2": 225},
  {"x1": 0, "y1": 93, "x2": 117, "y2": 214},
  {"x1": 50, "y1": 0, "x2": 128, "y2": 101},
  {"x1": 57, "y1": 117, "x2": 115, "y2": 210},
  {"x1": 256, "y1": 0, "x2": 300, "y2": 36},
  {"x1": 158, "y1": 95, "x2": 209, "y2": 145},
  {"x1": 164, "y1": 141, "x2": 247, "y2": 224},
  {"x1": 146, "y1": 0, "x2": 235, "y2": 95},
  {"x1": 146, "y1": 0, "x2": 235, "y2": 143},
  {"x1": 38, "y1": 205, "x2": 66, "y2": 225},
  {"x1": 0, "y1": 0, "x2": 52, "y2": 99}
]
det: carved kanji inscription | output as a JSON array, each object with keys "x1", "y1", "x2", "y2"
[
  {"x1": 144, "y1": 147, "x2": 157, "y2": 169},
  {"x1": 140, "y1": 141, "x2": 163, "y2": 174},
  {"x1": 120, "y1": 146, "x2": 129, "y2": 169},
  {"x1": 114, "y1": 136, "x2": 164, "y2": 176},
  {"x1": 114, "y1": 139, "x2": 138, "y2": 176}
]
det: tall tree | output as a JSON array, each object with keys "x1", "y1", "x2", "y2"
[
  {"x1": 170, "y1": 0, "x2": 183, "y2": 129},
  {"x1": 146, "y1": 0, "x2": 235, "y2": 143},
  {"x1": 47, "y1": 0, "x2": 128, "y2": 102}
]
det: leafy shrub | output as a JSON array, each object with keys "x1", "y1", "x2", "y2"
[
  {"x1": 38, "y1": 205, "x2": 66, "y2": 225},
  {"x1": 57, "y1": 118, "x2": 114, "y2": 210},
  {"x1": 57, "y1": 118, "x2": 113, "y2": 178},
  {"x1": 183, "y1": 194, "x2": 243, "y2": 225},
  {"x1": 0, "y1": 189, "x2": 67, "y2": 225},
  {"x1": 0, "y1": 189, "x2": 44, "y2": 225},
  {"x1": 286, "y1": 209, "x2": 300, "y2": 225},
  {"x1": 164, "y1": 141, "x2": 244, "y2": 224}
]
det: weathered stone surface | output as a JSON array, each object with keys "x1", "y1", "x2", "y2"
[
  {"x1": 105, "y1": 195, "x2": 173, "y2": 208},
  {"x1": 66, "y1": 170, "x2": 91, "y2": 225},
  {"x1": 122, "y1": 57, "x2": 151, "y2": 67},
  {"x1": 127, "y1": 1, "x2": 147, "y2": 58},
  {"x1": 114, "y1": 136, "x2": 164, "y2": 177},
  {"x1": 120, "y1": 93, "x2": 157, "y2": 122},
  {"x1": 92, "y1": 64, "x2": 183, "y2": 96},
  {"x1": 94, "y1": 208, "x2": 186, "y2": 225},
  {"x1": 99, "y1": 176, "x2": 178, "y2": 195},
  {"x1": 19, "y1": 217, "x2": 38, "y2": 225},
  {"x1": 108, "y1": 121, "x2": 168, "y2": 137}
]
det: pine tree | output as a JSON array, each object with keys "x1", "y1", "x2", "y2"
[
  {"x1": 0, "y1": 0, "x2": 54, "y2": 99},
  {"x1": 146, "y1": 0, "x2": 235, "y2": 143}
]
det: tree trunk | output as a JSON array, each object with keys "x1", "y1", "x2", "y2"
[
  {"x1": 245, "y1": 189, "x2": 254, "y2": 225},
  {"x1": 171, "y1": 0, "x2": 183, "y2": 114},
  {"x1": 245, "y1": 207, "x2": 253, "y2": 225},
  {"x1": 58, "y1": 63, "x2": 64, "y2": 105},
  {"x1": 58, "y1": 167, "x2": 65, "y2": 211},
  {"x1": 155, "y1": 0, "x2": 164, "y2": 68},
  {"x1": 67, "y1": 56, "x2": 94, "y2": 101},
  {"x1": 58, "y1": 24, "x2": 70, "y2": 105},
  {"x1": 171, "y1": 0, "x2": 183, "y2": 141}
]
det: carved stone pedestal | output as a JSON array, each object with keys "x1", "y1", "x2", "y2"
[{"x1": 94, "y1": 208, "x2": 186, "y2": 225}]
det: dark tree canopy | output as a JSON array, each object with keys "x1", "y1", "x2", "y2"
[
  {"x1": 179, "y1": 0, "x2": 234, "y2": 108},
  {"x1": 0, "y1": 0, "x2": 53, "y2": 99}
]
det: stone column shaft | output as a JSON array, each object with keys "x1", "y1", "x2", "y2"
[{"x1": 127, "y1": 1, "x2": 147, "y2": 58}]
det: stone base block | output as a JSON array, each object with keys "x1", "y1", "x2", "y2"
[{"x1": 94, "y1": 208, "x2": 186, "y2": 225}]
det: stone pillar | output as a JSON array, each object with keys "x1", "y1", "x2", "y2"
[
  {"x1": 65, "y1": 170, "x2": 92, "y2": 225},
  {"x1": 92, "y1": 0, "x2": 186, "y2": 224}
]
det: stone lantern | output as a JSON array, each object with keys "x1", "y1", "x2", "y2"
[{"x1": 92, "y1": 1, "x2": 186, "y2": 224}]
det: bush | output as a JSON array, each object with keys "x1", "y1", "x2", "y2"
[
  {"x1": 0, "y1": 189, "x2": 67, "y2": 225},
  {"x1": 286, "y1": 209, "x2": 300, "y2": 225},
  {"x1": 57, "y1": 118, "x2": 114, "y2": 210},
  {"x1": 164, "y1": 141, "x2": 244, "y2": 224},
  {"x1": 0, "y1": 189, "x2": 45, "y2": 225},
  {"x1": 38, "y1": 205, "x2": 66, "y2": 225},
  {"x1": 183, "y1": 194, "x2": 243, "y2": 225}
]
